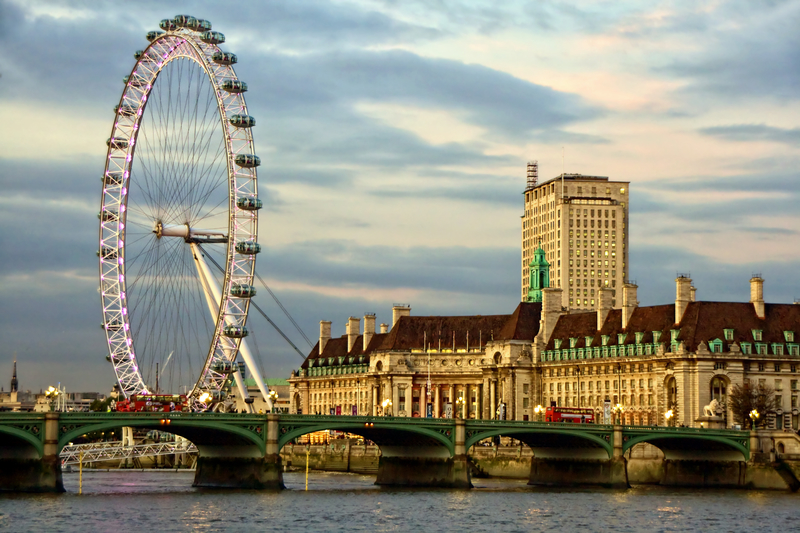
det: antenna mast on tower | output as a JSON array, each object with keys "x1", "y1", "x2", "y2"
[{"x1": 526, "y1": 160, "x2": 538, "y2": 190}]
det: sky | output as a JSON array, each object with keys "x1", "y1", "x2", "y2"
[{"x1": 0, "y1": 0, "x2": 798, "y2": 393}]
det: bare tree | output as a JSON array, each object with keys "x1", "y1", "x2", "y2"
[{"x1": 728, "y1": 381, "x2": 779, "y2": 429}]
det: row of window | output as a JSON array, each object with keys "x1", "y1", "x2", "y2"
[
  {"x1": 547, "y1": 363, "x2": 655, "y2": 376},
  {"x1": 744, "y1": 363, "x2": 800, "y2": 373},
  {"x1": 548, "y1": 378, "x2": 655, "y2": 392},
  {"x1": 573, "y1": 219, "x2": 617, "y2": 229},
  {"x1": 548, "y1": 394, "x2": 651, "y2": 408}
]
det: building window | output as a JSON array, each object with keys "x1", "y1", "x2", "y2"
[
  {"x1": 758, "y1": 363, "x2": 766, "y2": 372},
  {"x1": 786, "y1": 331, "x2": 795, "y2": 343},
  {"x1": 775, "y1": 363, "x2": 782, "y2": 372},
  {"x1": 724, "y1": 329, "x2": 734, "y2": 341},
  {"x1": 753, "y1": 329, "x2": 763, "y2": 341}
]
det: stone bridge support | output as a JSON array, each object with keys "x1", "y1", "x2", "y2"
[
  {"x1": 193, "y1": 414, "x2": 283, "y2": 490},
  {"x1": 0, "y1": 412, "x2": 63, "y2": 493},
  {"x1": 528, "y1": 425, "x2": 628, "y2": 489},
  {"x1": 375, "y1": 419, "x2": 471, "y2": 488}
]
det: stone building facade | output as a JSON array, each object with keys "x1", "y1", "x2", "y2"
[{"x1": 289, "y1": 277, "x2": 800, "y2": 429}]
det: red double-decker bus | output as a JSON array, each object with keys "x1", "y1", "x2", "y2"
[
  {"x1": 115, "y1": 394, "x2": 189, "y2": 413},
  {"x1": 545, "y1": 406, "x2": 594, "y2": 423}
]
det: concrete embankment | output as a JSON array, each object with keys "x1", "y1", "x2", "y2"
[{"x1": 282, "y1": 439, "x2": 800, "y2": 491}]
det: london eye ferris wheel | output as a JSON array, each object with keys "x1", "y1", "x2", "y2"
[{"x1": 99, "y1": 15, "x2": 272, "y2": 410}]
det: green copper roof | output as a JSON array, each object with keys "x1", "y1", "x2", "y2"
[{"x1": 526, "y1": 245, "x2": 549, "y2": 303}]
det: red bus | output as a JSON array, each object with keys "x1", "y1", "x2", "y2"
[
  {"x1": 545, "y1": 406, "x2": 594, "y2": 423},
  {"x1": 116, "y1": 394, "x2": 189, "y2": 413}
]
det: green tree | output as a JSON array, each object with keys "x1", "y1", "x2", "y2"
[
  {"x1": 728, "y1": 381, "x2": 779, "y2": 429},
  {"x1": 89, "y1": 397, "x2": 113, "y2": 412}
]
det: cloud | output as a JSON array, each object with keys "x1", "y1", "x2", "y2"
[
  {"x1": 698, "y1": 124, "x2": 800, "y2": 146},
  {"x1": 660, "y1": 1, "x2": 800, "y2": 101}
]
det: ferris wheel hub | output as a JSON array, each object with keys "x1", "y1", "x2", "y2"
[{"x1": 153, "y1": 222, "x2": 228, "y2": 242}]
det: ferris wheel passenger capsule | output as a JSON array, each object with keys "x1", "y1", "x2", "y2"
[
  {"x1": 173, "y1": 15, "x2": 197, "y2": 27},
  {"x1": 146, "y1": 30, "x2": 164, "y2": 42},
  {"x1": 134, "y1": 50, "x2": 144, "y2": 60},
  {"x1": 222, "y1": 325, "x2": 249, "y2": 338},
  {"x1": 159, "y1": 19, "x2": 177, "y2": 31},
  {"x1": 98, "y1": 247, "x2": 118, "y2": 259},
  {"x1": 236, "y1": 196, "x2": 263, "y2": 210},
  {"x1": 229, "y1": 114, "x2": 256, "y2": 128},
  {"x1": 200, "y1": 31, "x2": 225, "y2": 45},
  {"x1": 123, "y1": 74, "x2": 147, "y2": 88},
  {"x1": 98, "y1": 209, "x2": 119, "y2": 222},
  {"x1": 230, "y1": 284, "x2": 256, "y2": 298},
  {"x1": 212, "y1": 51, "x2": 237, "y2": 65},
  {"x1": 103, "y1": 172, "x2": 123, "y2": 186},
  {"x1": 221, "y1": 80, "x2": 247, "y2": 93},
  {"x1": 114, "y1": 104, "x2": 138, "y2": 117},
  {"x1": 107, "y1": 137, "x2": 129, "y2": 149},
  {"x1": 190, "y1": 18, "x2": 212, "y2": 32},
  {"x1": 234, "y1": 154, "x2": 260, "y2": 168},
  {"x1": 211, "y1": 361, "x2": 238, "y2": 373},
  {"x1": 235, "y1": 241, "x2": 261, "y2": 255}
]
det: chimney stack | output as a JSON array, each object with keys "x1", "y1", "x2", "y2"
[
  {"x1": 597, "y1": 288, "x2": 613, "y2": 331},
  {"x1": 750, "y1": 276, "x2": 765, "y2": 319},
  {"x1": 380, "y1": 323, "x2": 389, "y2": 333},
  {"x1": 319, "y1": 321, "x2": 331, "y2": 355},
  {"x1": 538, "y1": 287, "x2": 564, "y2": 346},
  {"x1": 363, "y1": 314, "x2": 376, "y2": 350},
  {"x1": 622, "y1": 283, "x2": 638, "y2": 330},
  {"x1": 346, "y1": 317, "x2": 360, "y2": 352},
  {"x1": 675, "y1": 275, "x2": 692, "y2": 324},
  {"x1": 690, "y1": 286, "x2": 697, "y2": 302},
  {"x1": 392, "y1": 304, "x2": 411, "y2": 328}
]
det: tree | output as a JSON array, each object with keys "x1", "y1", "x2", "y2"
[
  {"x1": 89, "y1": 397, "x2": 114, "y2": 412},
  {"x1": 728, "y1": 381, "x2": 779, "y2": 429}
]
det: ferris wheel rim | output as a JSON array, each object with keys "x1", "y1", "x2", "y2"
[{"x1": 99, "y1": 19, "x2": 260, "y2": 403}]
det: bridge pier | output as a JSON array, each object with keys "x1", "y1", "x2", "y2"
[
  {"x1": 527, "y1": 425, "x2": 628, "y2": 489},
  {"x1": 660, "y1": 459, "x2": 746, "y2": 488},
  {"x1": 192, "y1": 414, "x2": 284, "y2": 490},
  {"x1": 375, "y1": 419, "x2": 471, "y2": 488},
  {"x1": 0, "y1": 412, "x2": 64, "y2": 493}
]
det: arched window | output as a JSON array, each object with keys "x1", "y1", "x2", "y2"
[
  {"x1": 666, "y1": 377, "x2": 677, "y2": 410},
  {"x1": 711, "y1": 376, "x2": 727, "y2": 402},
  {"x1": 494, "y1": 352, "x2": 501, "y2": 364}
]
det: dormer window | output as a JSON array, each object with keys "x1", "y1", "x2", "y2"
[
  {"x1": 585, "y1": 336, "x2": 593, "y2": 346},
  {"x1": 635, "y1": 332, "x2": 644, "y2": 344},
  {"x1": 724, "y1": 329, "x2": 734, "y2": 341},
  {"x1": 709, "y1": 339, "x2": 723, "y2": 353},
  {"x1": 602, "y1": 335, "x2": 610, "y2": 346},
  {"x1": 570, "y1": 337, "x2": 578, "y2": 348},
  {"x1": 753, "y1": 329, "x2": 763, "y2": 341},
  {"x1": 618, "y1": 333, "x2": 627, "y2": 344},
  {"x1": 652, "y1": 331, "x2": 661, "y2": 343},
  {"x1": 555, "y1": 339, "x2": 563, "y2": 350},
  {"x1": 786, "y1": 331, "x2": 795, "y2": 343}
]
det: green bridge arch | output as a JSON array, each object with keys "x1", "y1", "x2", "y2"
[
  {"x1": 0, "y1": 425, "x2": 44, "y2": 458},
  {"x1": 464, "y1": 425, "x2": 614, "y2": 458},
  {"x1": 622, "y1": 432, "x2": 749, "y2": 461},
  {"x1": 57, "y1": 414, "x2": 266, "y2": 455},
  {"x1": 278, "y1": 416, "x2": 456, "y2": 456}
]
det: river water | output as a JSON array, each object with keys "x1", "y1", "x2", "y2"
[{"x1": 0, "y1": 471, "x2": 797, "y2": 532}]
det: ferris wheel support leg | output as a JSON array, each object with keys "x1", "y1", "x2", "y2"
[{"x1": 190, "y1": 244, "x2": 273, "y2": 412}]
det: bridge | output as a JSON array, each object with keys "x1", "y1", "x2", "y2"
[
  {"x1": 0, "y1": 411, "x2": 758, "y2": 492},
  {"x1": 60, "y1": 440, "x2": 198, "y2": 468}
]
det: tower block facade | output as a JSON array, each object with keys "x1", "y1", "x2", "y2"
[{"x1": 521, "y1": 161, "x2": 630, "y2": 311}]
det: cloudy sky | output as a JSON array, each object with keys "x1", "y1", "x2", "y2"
[{"x1": 0, "y1": 0, "x2": 798, "y2": 393}]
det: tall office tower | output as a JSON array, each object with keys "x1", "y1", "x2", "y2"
[{"x1": 521, "y1": 161, "x2": 630, "y2": 311}]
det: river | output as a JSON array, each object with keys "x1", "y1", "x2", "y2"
[{"x1": 0, "y1": 471, "x2": 797, "y2": 532}]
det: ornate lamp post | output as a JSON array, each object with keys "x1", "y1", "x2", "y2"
[
  {"x1": 749, "y1": 409, "x2": 760, "y2": 429},
  {"x1": 611, "y1": 403, "x2": 624, "y2": 425},
  {"x1": 268, "y1": 389, "x2": 279, "y2": 413},
  {"x1": 381, "y1": 398, "x2": 392, "y2": 417},
  {"x1": 45, "y1": 386, "x2": 60, "y2": 412},
  {"x1": 456, "y1": 396, "x2": 466, "y2": 419},
  {"x1": 664, "y1": 409, "x2": 674, "y2": 427},
  {"x1": 534, "y1": 404, "x2": 544, "y2": 422}
]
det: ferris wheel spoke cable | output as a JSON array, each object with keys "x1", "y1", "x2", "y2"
[
  {"x1": 253, "y1": 270, "x2": 314, "y2": 348},
  {"x1": 198, "y1": 244, "x2": 308, "y2": 360}
]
